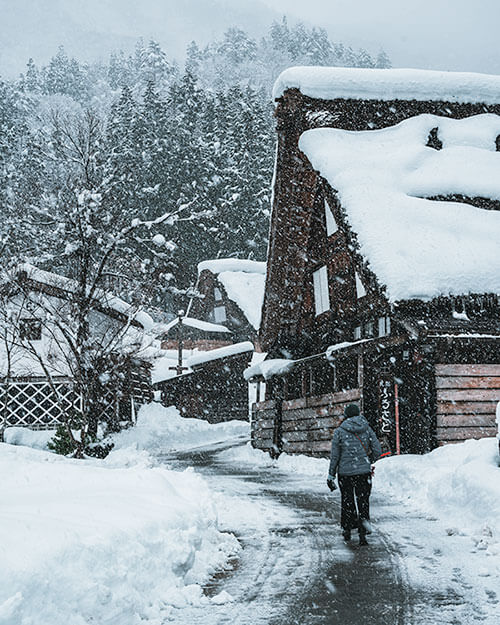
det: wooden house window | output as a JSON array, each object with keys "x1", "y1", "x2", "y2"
[
  {"x1": 313, "y1": 266, "x2": 330, "y2": 316},
  {"x1": 354, "y1": 326, "x2": 362, "y2": 340},
  {"x1": 325, "y1": 200, "x2": 338, "y2": 236},
  {"x1": 19, "y1": 318, "x2": 42, "y2": 341},
  {"x1": 364, "y1": 321, "x2": 374, "y2": 337},
  {"x1": 378, "y1": 316, "x2": 391, "y2": 337},
  {"x1": 214, "y1": 306, "x2": 227, "y2": 323},
  {"x1": 355, "y1": 272, "x2": 367, "y2": 298},
  {"x1": 214, "y1": 287, "x2": 223, "y2": 302}
]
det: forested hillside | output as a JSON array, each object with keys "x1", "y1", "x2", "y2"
[{"x1": 0, "y1": 19, "x2": 390, "y2": 312}]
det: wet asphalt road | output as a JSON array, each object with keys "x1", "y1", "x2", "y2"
[{"x1": 157, "y1": 439, "x2": 490, "y2": 625}]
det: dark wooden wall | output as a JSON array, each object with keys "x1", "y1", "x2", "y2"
[
  {"x1": 260, "y1": 88, "x2": 500, "y2": 355},
  {"x1": 435, "y1": 364, "x2": 500, "y2": 444},
  {"x1": 156, "y1": 351, "x2": 252, "y2": 423}
]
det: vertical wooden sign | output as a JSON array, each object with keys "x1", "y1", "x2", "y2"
[{"x1": 378, "y1": 373, "x2": 395, "y2": 454}]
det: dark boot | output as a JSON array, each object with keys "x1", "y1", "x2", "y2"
[
  {"x1": 359, "y1": 532, "x2": 368, "y2": 546},
  {"x1": 342, "y1": 529, "x2": 351, "y2": 541}
]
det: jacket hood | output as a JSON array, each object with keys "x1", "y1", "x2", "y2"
[{"x1": 340, "y1": 414, "x2": 369, "y2": 434}]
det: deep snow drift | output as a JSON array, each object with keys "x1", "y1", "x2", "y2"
[
  {"x1": 110, "y1": 402, "x2": 249, "y2": 452},
  {"x1": 0, "y1": 404, "x2": 248, "y2": 624}
]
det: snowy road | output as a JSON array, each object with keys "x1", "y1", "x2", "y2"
[{"x1": 159, "y1": 440, "x2": 498, "y2": 625}]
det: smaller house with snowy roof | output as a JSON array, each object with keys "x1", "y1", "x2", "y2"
[
  {"x1": 159, "y1": 315, "x2": 233, "y2": 352},
  {"x1": 250, "y1": 67, "x2": 500, "y2": 457},
  {"x1": 152, "y1": 259, "x2": 265, "y2": 422},
  {"x1": 0, "y1": 265, "x2": 154, "y2": 433},
  {"x1": 190, "y1": 259, "x2": 267, "y2": 349}
]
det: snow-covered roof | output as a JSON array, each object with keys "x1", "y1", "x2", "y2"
[
  {"x1": 273, "y1": 66, "x2": 500, "y2": 104},
  {"x1": 197, "y1": 259, "x2": 266, "y2": 330},
  {"x1": 244, "y1": 358, "x2": 294, "y2": 381},
  {"x1": 151, "y1": 350, "x2": 195, "y2": 383},
  {"x1": 197, "y1": 259, "x2": 266, "y2": 275},
  {"x1": 160, "y1": 316, "x2": 231, "y2": 335},
  {"x1": 299, "y1": 113, "x2": 500, "y2": 302},
  {"x1": 15, "y1": 264, "x2": 154, "y2": 330},
  {"x1": 187, "y1": 341, "x2": 254, "y2": 368}
]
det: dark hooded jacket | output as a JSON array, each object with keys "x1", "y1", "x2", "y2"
[{"x1": 328, "y1": 415, "x2": 382, "y2": 478}]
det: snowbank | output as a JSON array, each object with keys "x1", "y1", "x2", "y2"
[
  {"x1": 0, "y1": 442, "x2": 239, "y2": 625},
  {"x1": 219, "y1": 441, "x2": 328, "y2": 476},
  {"x1": 375, "y1": 438, "x2": 500, "y2": 541},
  {"x1": 111, "y1": 403, "x2": 249, "y2": 453},
  {"x1": 299, "y1": 113, "x2": 500, "y2": 301},
  {"x1": 3, "y1": 427, "x2": 55, "y2": 450},
  {"x1": 273, "y1": 66, "x2": 500, "y2": 104}
]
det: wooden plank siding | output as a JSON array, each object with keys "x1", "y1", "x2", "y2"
[
  {"x1": 251, "y1": 401, "x2": 277, "y2": 452},
  {"x1": 435, "y1": 364, "x2": 500, "y2": 445},
  {"x1": 251, "y1": 387, "x2": 361, "y2": 457}
]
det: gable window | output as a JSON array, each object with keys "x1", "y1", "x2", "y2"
[
  {"x1": 355, "y1": 272, "x2": 367, "y2": 298},
  {"x1": 313, "y1": 266, "x2": 330, "y2": 316},
  {"x1": 364, "y1": 321, "x2": 374, "y2": 337},
  {"x1": 214, "y1": 287, "x2": 222, "y2": 302},
  {"x1": 378, "y1": 316, "x2": 391, "y2": 337},
  {"x1": 324, "y1": 200, "x2": 338, "y2": 236},
  {"x1": 214, "y1": 306, "x2": 227, "y2": 323},
  {"x1": 19, "y1": 318, "x2": 42, "y2": 341}
]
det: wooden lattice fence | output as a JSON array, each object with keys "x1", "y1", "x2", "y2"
[
  {"x1": 0, "y1": 378, "x2": 138, "y2": 430},
  {"x1": 0, "y1": 378, "x2": 82, "y2": 429}
]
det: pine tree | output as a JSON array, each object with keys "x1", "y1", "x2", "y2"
[
  {"x1": 25, "y1": 58, "x2": 40, "y2": 92},
  {"x1": 356, "y1": 48, "x2": 375, "y2": 68},
  {"x1": 185, "y1": 41, "x2": 202, "y2": 75},
  {"x1": 376, "y1": 49, "x2": 392, "y2": 69}
]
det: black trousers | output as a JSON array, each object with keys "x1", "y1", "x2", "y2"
[{"x1": 338, "y1": 473, "x2": 372, "y2": 532}]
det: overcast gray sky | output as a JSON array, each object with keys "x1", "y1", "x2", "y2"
[
  {"x1": 1, "y1": 0, "x2": 499, "y2": 76},
  {"x1": 264, "y1": 0, "x2": 500, "y2": 73}
]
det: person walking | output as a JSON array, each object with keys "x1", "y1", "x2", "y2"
[{"x1": 327, "y1": 403, "x2": 382, "y2": 545}]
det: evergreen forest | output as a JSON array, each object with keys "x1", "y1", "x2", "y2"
[{"x1": 0, "y1": 18, "x2": 391, "y2": 314}]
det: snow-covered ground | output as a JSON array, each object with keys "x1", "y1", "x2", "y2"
[
  {"x1": 222, "y1": 438, "x2": 500, "y2": 551},
  {"x1": 221, "y1": 437, "x2": 500, "y2": 619},
  {"x1": 110, "y1": 402, "x2": 248, "y2": 452},
  {"x1": 0, "y1": 404, "x2": 248, "y2": 625},
  {"x1": 4, "y1": 406, "x2": 500, "y2": 623}
]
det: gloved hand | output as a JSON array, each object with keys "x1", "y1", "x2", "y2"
[{"x1": 327, "y1": 477, "x2": 337, "y2": 491}]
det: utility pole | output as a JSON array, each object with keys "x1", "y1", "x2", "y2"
[{"x1": 169, "y1": 309, "x2": 189, "y2": 376}]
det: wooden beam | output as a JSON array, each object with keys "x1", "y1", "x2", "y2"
[
  {"x1": 283, "y1": 429, "x2": 334, "y2": 443},
  {"x1": 437, "y1": 389, "x2": 500, "y2": 401},
  {"x1": 436, "y1": 376, "x2": 500, "y2": 389},
  {"x1": 282, "y1": 439, "x2": 332, "y2": 454},
  {"x1": 436, "y1": 426, "x2": 497, "y2": 440},
  {"x1": 437, "y1": 414, "x2": 496, "y2": 427},
  {"x1": 436, "y1": 364, "x2": 500, "y2": 377},
  {"x1": 282, "y1": 416, "x2": 340, "y2": 432},
  {"x1": 437, "y1": 400, "x2": 498, "y2": 415}
]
